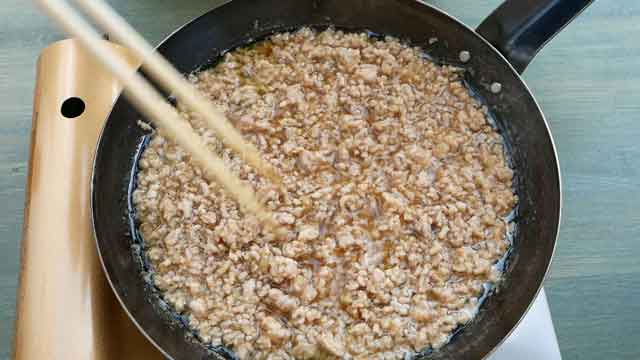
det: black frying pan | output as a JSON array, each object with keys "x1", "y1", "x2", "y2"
[{"x1": 92, "y1": 0, "x2": 593, "y2": 359}]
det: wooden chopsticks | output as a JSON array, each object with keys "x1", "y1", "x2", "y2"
[
  {"x1": 36, "y1": 0, "x2": 279, "y2": 230},
  {"x1": 72, "y1": 0, "x2": 280, "y2": 184}
]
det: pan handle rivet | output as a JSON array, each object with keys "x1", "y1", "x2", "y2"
[
  {"x1": 490, "y1": 82, "x2": 502, "y2": 94},
  {"x1": 459, "y1": 50, "x2": 471, "y2": 63}
]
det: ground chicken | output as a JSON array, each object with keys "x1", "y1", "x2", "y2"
[{"x1": 133, "y1": 28, "x2": 517, "y2": 360}]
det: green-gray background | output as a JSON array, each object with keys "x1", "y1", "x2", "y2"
[{"x1": 1, "y1": 1, "x2": 638, "y2": 359}]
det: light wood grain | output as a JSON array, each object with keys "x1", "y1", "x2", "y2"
[
  {"x1": 14, "y1": 38, "x2": 161, "y2": 360},
  {"x1": 1, "y1": 1, "x2": 639, "y2": 359}
]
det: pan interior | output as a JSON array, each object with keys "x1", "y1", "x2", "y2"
[
  {"x1": 127, "y1": 26, "x2": 519, "y2": 360},
  {"x1": 92, "y1": 1, "x2": 559, "y2": 360}
]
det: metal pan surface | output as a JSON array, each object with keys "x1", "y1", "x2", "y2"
[{"x1": 92, "y1": 1, "x2": 592, "y2": 359}]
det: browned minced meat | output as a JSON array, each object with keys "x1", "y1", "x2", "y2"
[{"x1": 133, "y1": 28, "x2": 517, "y2": 360}]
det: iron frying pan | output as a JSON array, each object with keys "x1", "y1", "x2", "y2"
[{"x1": 92, "y1": 0, "x2": 593, "y2": 359}]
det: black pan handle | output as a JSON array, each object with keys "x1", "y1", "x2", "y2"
[{"x1": 476, "y1": 0, "x2": 595, "y2": 74}]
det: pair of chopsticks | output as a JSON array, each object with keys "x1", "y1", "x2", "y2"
[{"x1": 36, "y1": 0, "x2": 280, "y2": 229}]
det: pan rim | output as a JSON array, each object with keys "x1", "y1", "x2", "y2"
[{"x1": 90, "y1": 1, "x2": 562, "y2": 359}]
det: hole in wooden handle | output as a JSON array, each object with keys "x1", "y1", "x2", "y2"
[{"x1": 61, "y1": 97, "x2": 85, "y2": 118}]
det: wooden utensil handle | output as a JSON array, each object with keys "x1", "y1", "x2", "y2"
[{"x1": 13, "y1": 39, "x2": 163, "y2": 360}]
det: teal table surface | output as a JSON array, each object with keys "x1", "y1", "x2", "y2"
[{"x1": 1, "y1": 1, "x2": 638, "y2": 359}]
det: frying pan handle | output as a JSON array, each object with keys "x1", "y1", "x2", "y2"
[{"x1": 476, "y1": 0, "x2": 594, "y2": 74}]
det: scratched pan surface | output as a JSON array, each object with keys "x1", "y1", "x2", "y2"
[{"x1": 92, "y1": 0, "x2": 591, "y2": 359}]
